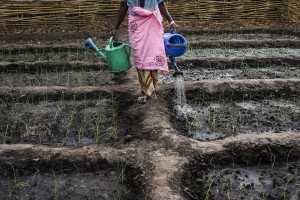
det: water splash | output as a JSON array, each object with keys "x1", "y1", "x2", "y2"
[{"x1": 173, "y1": 74, "x2": 198, "y2": 122}]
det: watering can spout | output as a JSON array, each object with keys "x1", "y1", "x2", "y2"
[
  {"x1": 169, "y1": 56, "x2": 183, "y2": 77},
  {"x1": 85, "y1": 38, "x2": 107, "y2": 61}
]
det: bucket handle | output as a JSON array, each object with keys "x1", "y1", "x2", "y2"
[{"x1": 167, "y1": 43, "x2": 187, "y2": 48}]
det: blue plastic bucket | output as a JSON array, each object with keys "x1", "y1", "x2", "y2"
[{"x1": 163, "y1": 33, "x2": 187, "y2": 57}]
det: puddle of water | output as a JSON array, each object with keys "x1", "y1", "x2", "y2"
[{"x1": 235, "y1": 102, "x2": 257, "y2": 110}]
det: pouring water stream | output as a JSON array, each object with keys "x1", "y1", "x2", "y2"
[{"x1": 174, "y1": 74, "x2": 186, "y2": 107}]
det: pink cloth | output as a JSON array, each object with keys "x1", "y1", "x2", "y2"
[{"x1": 128, "y1": 7, "x2": 169, "y2": 75}]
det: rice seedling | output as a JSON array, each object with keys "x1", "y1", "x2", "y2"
[
  {"x1": 52, "y1": 170, "x2": 62, "y2": 200},
  {"x1": 32, "y1": 167, "x2": 41, "y2": 187},
  {"x1": 117, "y1": 161, "x2": 127, "y2": 183},
  {"x1": 5, "y1": 162, "x2": 30, "y2": 197},
  {"x1": 64, "y1": 102, "x2": 78, "y2": 143},
  {"x1": 268, "y1": 147, "x2": 276, "y2": 168},
  {"x1": 94, "y1": 115, "x2": 103, "y2": 143},
  {"x1": 291, "y1": 186, "x2": 300, "y2": 200},
  {"x1": 20, "y1": 120, "x2": 29, "y2": 141},
  {"x1": 208, "y1": 107, "x2": 217, "y2": 132},
  {"x1": 65, "y1": 71, "x2": 73, "y2": 87},
  {"x1": 76, "y1": 71, "x2": 83, "y2": 87}
]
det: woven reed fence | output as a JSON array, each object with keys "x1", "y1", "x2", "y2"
[
  {"x1": 0, "y1": 0, "x2": 298, "y2": 29},
  {"x1": 283, "y1": 0, "x2": 300, "y2": 24}
]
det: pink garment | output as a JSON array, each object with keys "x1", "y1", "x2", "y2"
[{"x1": 128, "y1": 7, "x2": 169, "y2": 75}]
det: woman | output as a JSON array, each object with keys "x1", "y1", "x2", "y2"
[{"x1": 111, "y1": 0, "x2": 177, "y2": 102}]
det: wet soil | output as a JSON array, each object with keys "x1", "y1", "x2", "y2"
[
  {"x1": 0, "y1": 156, "x2": 143, "y2": 200},
  {"x1": 160, "y1": 66, "x2": 300, "y2": 83},
  {"x1": 0, "y1": 28, "x2": 300, "y2": 199},
  {"x1": 174, "y1": 93, "x2": 300, "y2": 141},
  {"x1": 182, "y1": 144, "x2": 300, "y2": 200},
  {"x1": 0, "y1": 69, "x2": 124, "y2": 87},
  {"x1": 0, "y1": 95, "x2": 119, "y2": 145}
]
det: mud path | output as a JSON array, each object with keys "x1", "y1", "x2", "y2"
[{"x1": 0, "y1": 29, "x2": 300, "y2": 199}]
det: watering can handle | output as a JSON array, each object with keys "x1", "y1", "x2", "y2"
[{"x1": 109, "y1": 36, "x2": 116, "y2": 48}]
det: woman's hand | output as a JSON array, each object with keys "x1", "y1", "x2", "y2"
[
  {"x1": 110, "y1": 25, "x2": 117, "y2": 36},
  {"x1": 169, "y1": 21, "x2": 178, "y2": 33}
]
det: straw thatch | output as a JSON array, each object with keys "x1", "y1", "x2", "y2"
[{"x1": 0, "y1": 0, "x2": 298, "y2": 29}]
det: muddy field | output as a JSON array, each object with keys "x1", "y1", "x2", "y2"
[{"x1": 0, "y1": 28, "x2": 300, "y2": 199}]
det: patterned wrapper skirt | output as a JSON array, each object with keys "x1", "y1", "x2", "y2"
[{"x1": 137, "y1": 69, "x2": 158, "y2": 98}]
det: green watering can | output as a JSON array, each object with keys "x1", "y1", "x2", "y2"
[{"x1": 85, "y1": 36, "x2": 132, "y2": 73}]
